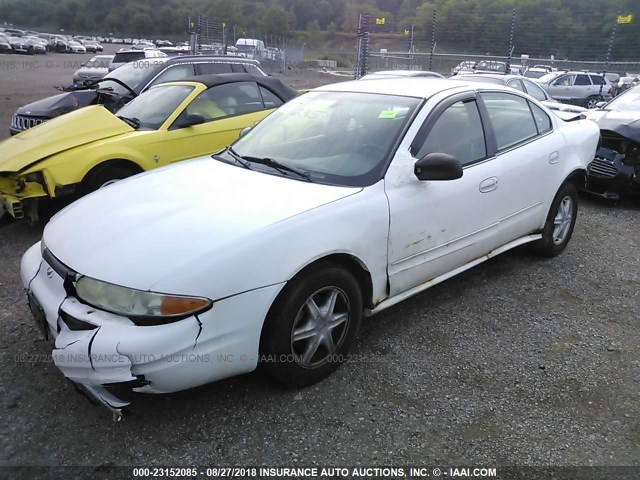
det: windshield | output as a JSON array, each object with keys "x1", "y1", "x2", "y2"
[
  {"x1": 101, "y1": 59, "x2": 166, "y2": 95},
  {"x1": 602, "y1": 86, "x2": 640, "y2": 111},
  {"x1": 116, "y1": 84, "x2": 194, "y2": 130},
  {"x1": 230, "y1": 91, "x2": 421, "y2": 187}
]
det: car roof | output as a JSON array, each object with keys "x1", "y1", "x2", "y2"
[
  {"x1": 166, "y1": 54, "x2": 261, "y2": 65},
  {"x1": 160, "y1": 73, "x2": 299, "y2": 98},
  {"x1": 314, "y1": 77, "x2": 510, "y2": 99}
]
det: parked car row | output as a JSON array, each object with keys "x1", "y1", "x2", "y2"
[{"x1": 0, "y1": 28, "x2": 104, "y2": 54}]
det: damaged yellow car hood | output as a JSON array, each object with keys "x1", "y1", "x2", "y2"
[{"x1": 1, "y1": 106, "x2": 133, "y2": 173}]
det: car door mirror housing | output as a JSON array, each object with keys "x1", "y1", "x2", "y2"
[
  {"x1": 176, "y1": 113, "x2": 205, "y2": 128},
  {"x1": 595, "y1": 101, "x2": 607, "y2": 108},
  {"x1": 414, "y1": 153, "x2": 463, "y2": 181},
  {"x1": 239, "y1": 126, "x2": 252, "y2": 138}
]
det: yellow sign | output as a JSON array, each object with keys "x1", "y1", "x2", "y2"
[
  {"x1": 375, "y1": 17, "x2": 386, "y2": 25},
  {"x1": 617, "y1": 14, "x2": 633, "y2": 24},
  {"x1": 403, "y1": 28, "x2": 410, "y2": 35}
]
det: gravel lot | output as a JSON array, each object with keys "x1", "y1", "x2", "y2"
[{"x1": 0, "y1": 49, "x2": 638, "y2": 471}]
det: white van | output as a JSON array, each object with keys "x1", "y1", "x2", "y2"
[{"x1": 235, "y1": 38, "x2": 265, "y2": 60}]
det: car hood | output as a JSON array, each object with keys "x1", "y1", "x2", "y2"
[
  {"x1": 15, "y1": 89, "x2": 100, "y2": 117},
  {"x1": 44, "y1": 158, "x2": 360, "y2": 291},
  {"x1": 584, "y1": 110, "x2": 640, "y2": 142},
  {"x1": 1, "y1": 106, "x2": 132, "y2": 173}
]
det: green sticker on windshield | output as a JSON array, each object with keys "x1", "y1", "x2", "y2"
[{"x1": 378, "y1": 110, "x2": 398, "y2": 119}]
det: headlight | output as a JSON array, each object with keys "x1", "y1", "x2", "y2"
[{"x1": 75, "y1": 276, "x2": 212, "y2": 326}]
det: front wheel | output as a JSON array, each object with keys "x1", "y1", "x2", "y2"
[
  {"x1": 80, "y1": 164, "x2": 138, "y2": 196},
  {"x1": 531, "y1": 182, "x2": 578, "y2": 257},
  {"x1": 260, "y1": 264, "x2": 363, "y2": 387}
]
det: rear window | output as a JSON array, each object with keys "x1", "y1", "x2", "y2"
[{"x1": 113, "y1": 51, "x2": 146, "y2": 63}]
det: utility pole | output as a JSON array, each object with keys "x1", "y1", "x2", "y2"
[
  {"x1": 428, "y1": 10, "x2": 436, "y2": 71},
  {"x1": 506, "y1": 8, "x2": 516, "y2": 74}
]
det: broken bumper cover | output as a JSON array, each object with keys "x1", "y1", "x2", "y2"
[
  {"x1": 585, "y1": 148, "x2": 640, "y2": 199},
  {"x1": 20, "y1": 242, "x2": 284, "y2": 414},
  {"x1": 0, "y1": 175, "x2": 48, "y2": 219}
]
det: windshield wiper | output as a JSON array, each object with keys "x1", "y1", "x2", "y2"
[
  {"x1": 241, "y1": 155, "x2": 312, "y2": 182},
  {"x1": 116, "y1": 115, "x2": 140, "y2": 129},
  {"x1": 225, "y1": 147, "x2": 252, "y2": 169}
]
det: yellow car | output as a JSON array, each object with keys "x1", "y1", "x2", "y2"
[{"x1": 0, "y1": 73, "x2": 298, "y2": 222}]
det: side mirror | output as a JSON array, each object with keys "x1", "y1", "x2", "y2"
[
  {"x1": 239, "y1": 126, "x2": 252, "y2": 138},
  {"x1": 595, "y1": 101, "x2": 607, "y2": 108},
  {"x1": 176, "y1": 113, "x2": 205, "y2": 128},
  {"x1": 414, "y1": 153, "x2": 463, "y2": 181}
]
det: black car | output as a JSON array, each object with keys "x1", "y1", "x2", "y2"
[
  {"x1": 10, "y1": 55, "x2": 268, "y2": 135},
  {"x1": 584, "y1": 85, "x2": 640, "y2": 200}
]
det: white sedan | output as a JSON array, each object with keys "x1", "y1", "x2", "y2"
[{"x1": 21, "y1": 79, "x2": 599, "y2": 416}]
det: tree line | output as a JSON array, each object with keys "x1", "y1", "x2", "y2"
[{"x1": 0, "y1": 0, "x2": 637, "y2": 60}]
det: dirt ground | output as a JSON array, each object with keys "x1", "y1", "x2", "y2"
[{"x1": 0, "y1": 47, "x2": 639, "y2": 473}]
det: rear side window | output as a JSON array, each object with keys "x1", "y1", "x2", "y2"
[
  {"x1": 481, "y1": 92, "x2": 539, "y2": 151},
  {"x1": 244, "y1": 64, "x2": 266, "y2": 76},
  {"x1": 589, "y1": 75, "x2": 605, "y2": 85},
  {"x1": 574, "y1": 74, "x2": 590, "y2": 86},
  {"x1": 506, "y1": 79, "x2": 525, "y2": 92},
  {"x1": 197, "y1": 63, "x2": 234, "y2": 75},
  {"x1": 259, "y1": 86, "x2": 284, "y2": 108},
  {"x1": 529, "y1": 102, "x2": 552, "y2": 134},
  {"x1": 113, "y1": 51, "x2": 145, "y2": 63}
]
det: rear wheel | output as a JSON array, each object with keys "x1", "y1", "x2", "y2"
[
  {"x1": 260, "y1": 264, "x2": 363, "y2": 387},
  {"x1": 531, "y1": 182, "x2": 578, "y2": 257},
  {"x1": 586, "y1": 95, "x2": 601, "y2": 109}
]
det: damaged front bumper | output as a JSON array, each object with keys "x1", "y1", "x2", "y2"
[
  {"x1": 0, "y1": 175, "x2": 48, "y2": 220},
  {"x1": 20, "y1": 242, "x2": 283, "y2": 417},
  {"x1": 585, "y1": 147, "x2": 640, "y2": 200}
]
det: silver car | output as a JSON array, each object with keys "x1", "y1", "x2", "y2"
[
  {"x1": 72, "y1": 54, "x2": 114, "y2": 86},
  {"x1": 538, "y1": 71, "x2": 613, "y2": 108}
]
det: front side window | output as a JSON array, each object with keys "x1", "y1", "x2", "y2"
[
  {"x1": 481, "y1": 92, "x2": 539, "y2": 150},
  {"x1": 116, "y1": 85, "x2": 194, "y2": 130},
  {"x1": 230, "y1": 91, "x2": 421, "y2": 186},
  {"x1": 553, "y1": 74, "x2": 574, "y2": 86},
  {"x1": 415, "y1": 100, "x2": 486, "y2": 166}
]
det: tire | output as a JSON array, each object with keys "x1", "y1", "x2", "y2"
[
  {"x1": 80, "y1": 164, "x2": 138, "y2": 196},
  {"x1": 586, "y1": 95, "x2": 600, "y2": 109},
  {"x1": 531, "y1": 182, "x2": 578, "y2": 257},
  {"x1": 260, "y1": 263, "x2": 363, "y2": 388}
]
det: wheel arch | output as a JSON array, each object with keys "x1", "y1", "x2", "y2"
[
  {"x1": 81, "y1": 158, "x2": 144, "y2": 185},
  {"x1": 263, "y1": 253, "x2": 374, "y2": 329},
  {"x1": 564, "y1": 167, "x2": 587, "y2": 190}
]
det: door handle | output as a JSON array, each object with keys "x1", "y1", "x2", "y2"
[
  {"x1": 479, "y1": 177, "x2": 498, "y2": 193},
  {"x1": 549, "y1": 151, "x2": 559, "y2": 164}
]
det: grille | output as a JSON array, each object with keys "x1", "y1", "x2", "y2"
[
  {"x1": 11, "y1": 115, "x2": 47, "y2": 132},
  {"x1": 588, "y1": 157, "x2": 618, "y2": 178}
]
